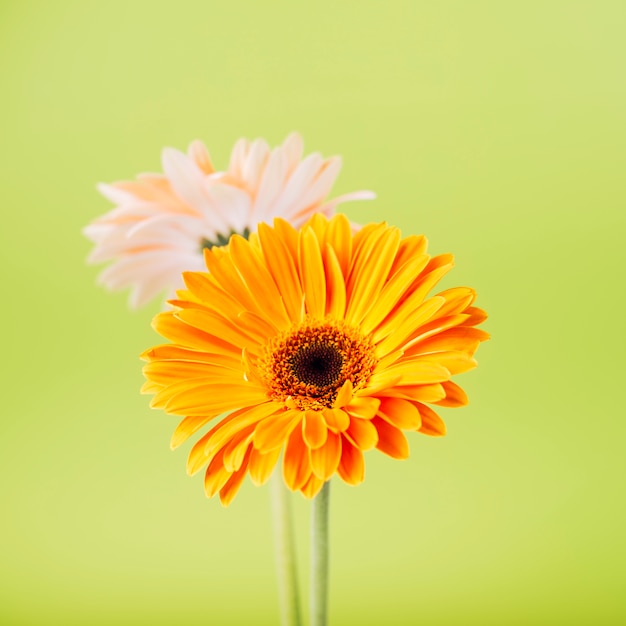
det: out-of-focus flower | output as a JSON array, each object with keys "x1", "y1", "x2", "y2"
[
  {"x1": 84, "y1": 133, "x2": 374, "y2": 307},
  {"x1": 141, "y1": 213, "x2": 489, "y2": 506}
]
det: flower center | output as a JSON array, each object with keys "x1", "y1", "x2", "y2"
[
  {"x1": 200, "y1": 227, "x2": 251, "y2": 251},
  {"x1": 260, "y1": 320, "x2": 377, "y2": 410},
  {"x1": 291, "y1": 343, "x2": 344, "y2": 388}
]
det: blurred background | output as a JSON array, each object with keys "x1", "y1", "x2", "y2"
[{"x1": 1, "y1": 0, "x2": 625, "y2": 624}]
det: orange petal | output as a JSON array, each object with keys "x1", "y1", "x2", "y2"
[
  {"x1": 229, "y1": 235, "x2": 291, "y2": 329},
  {"x1": 205, "y1": 402, "x2": 281, "y2": 454},
  {"x1": 175, "y1": 308, "x2": 262, "y2": 351},
  {"x1": 161, "y1": 381, "x2": 267, "y2": 416},
  {"x1": 153, "y1": 311, "x2": 236, "y2": 353},
  {"x1": 283, "y1": 425, "x2": 312, "y2": 491},
  {"x1": 223, "y1": 430, "x2": 255, "y2": 472},
  {"x1": 375, "y1": 383, "x2": 446, "y2": 403},
  {"x1": 143, "y1": 360, "x2": 235, "y2": 386},
  {"x1": 403, "y1": 314, "x2": 472, "y2": 351},
  {"x1": 303, "y1": 411, "x2": 328, "y2": 449},
  {"x1": 257, "y1": 222, "x2": 304, "y2": 323},
  {"x1": 344, "y1": 396, "x2": 380, "y2": 420},
  {"x1": 408, "y1": 327, "x2": 487, "y2": 356},
  {"x1": 377, "y1": 397, "x2": 422, "y2": 430},
  {"x1": 203, "y1": 449, "x2": 232, "y2": 498},
  {"x1": 434, "y1": 381, "x2": 469, "y2": 408},
  {"x1": 344, "y1": 227, "x2": 400, "y2": 325},
  {"x1": 374, "y1": 295, "x2": 447, "y2": 355},
  {"x1": 298, "y1": 226, "x2": 326, "y2": 318},
  {"x1": 333, "y1": 379, "x2": 353, "y2": 408},
  {"x1": 323, "y1": 245, "x2": 346, "y2": 319},
  {"x1": 187, "y1": 428, "x2": 215, "y2": 476},
  {"x1": 310, "y1": 431, "x2": 342, "y2": 480},
  {"x1": 369, "y1": 360, "x2": 450, "y2": 388},
  {"x1": 324, "y1": 213, "x2": 352, "y2": 276},
  {"x1": 219, "y1": 447, "x2": 253, "y2": 506},
  {"x1": 411, "y1": 351, "x2": 478, "y2": 375},
  {"x1": 300, "y1": 473, "x2": 326, "y2": 499},
  {"x1": 202, "y1": 250, "x2": 260, "y2": 314},
  {"x1": 360, "y1": 253, "x2": 430, "y2": 336},
  {"x1": 344, "y1": 415, "x2": 379, "y2": 451},
  {"x1": 141, "y1": 343, "x2": 242, "y2": 369},
  {"x1": 322, "y1": 408, "x2": 350, "y2": 433},
  {"x1": 337, "y1": 436, "x2": 365, "y2": 485},
  {"x1": 248, "y1": 447, "x2": 281, "y2": 486},
  {"x1": 253, "y1": 410, "x2": 301, "y2": 453},
  {"x1": 371, "y1": 416, "x2": 410, "y2": 459},
  {"x1": 389, "y1": 234, "x2": 428, "y2": 275},
  {"x1": 182, "y1": 271, "x2": 241, "y2": 318},
  {"x1": 416, "y1": 404, "x2": 447, "y2": 436},
  {"x1": 464, "y1": 306, "x2": 488, "y2": 326}
]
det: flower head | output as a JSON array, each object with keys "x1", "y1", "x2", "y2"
[
  {"x1": 84, "y1": 133, "x2": 374, "y2": 307},
  {"x1": 141, "y1": 214, "x2": 489, "y2": 505}
]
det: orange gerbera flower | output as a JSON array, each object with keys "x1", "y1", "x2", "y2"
[{"x1": 141, "y1": 214, "x2": 488, "y2": 505}]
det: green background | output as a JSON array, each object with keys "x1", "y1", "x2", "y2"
[{"x1": 1, "y1": 1, "x2": 625, "y2": 624}]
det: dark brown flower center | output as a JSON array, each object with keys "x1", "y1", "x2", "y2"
[
  {"x1": 259, "y1": 320, "x2": 377, "y2": 410},
  {"x1": 291, "y1": 342, "x2": 344, "y2": 389}
]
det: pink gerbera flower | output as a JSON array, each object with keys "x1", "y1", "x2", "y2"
[{"x1": 84, "y1": 133, "x2": 375, "y2": 307}]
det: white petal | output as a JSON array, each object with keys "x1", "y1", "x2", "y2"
[
  {"x1": 228, "y1": 138, "x2": 250, "y2": 181},
  {"x1": 241, "y1": 138, "x2": 270, "y2": 191},
  {"x1": 203, "y1": 182, "x2": 252, "y2": 234},
  {"x1": 270, "y1": 152, "x2": 324, "y2": 216},
  {"x1": 280, "y1": 133, "x2": 304, "y2": 177},
  {"x1": 252, "y1": 148, "x2": 287, "y2": 220}
]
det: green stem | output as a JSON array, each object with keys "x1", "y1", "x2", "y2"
[
  {"x1": 270, "y1": 471, "x2": 302, "y2": 626},
  {"x1": 311, "y1": 480, "x2": 331, "y2": 626}
]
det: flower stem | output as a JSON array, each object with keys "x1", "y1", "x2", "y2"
[
  {"x1": 270, "y1": 471, "x2": 302, "y2": 626},
  {"x1": 311, "y1": 480, "x2": 330, "y2": 626}
]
